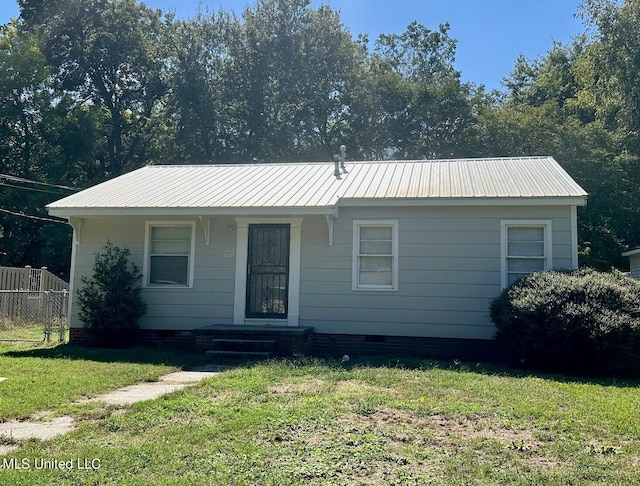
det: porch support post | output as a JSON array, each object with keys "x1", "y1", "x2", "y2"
[
  {"x1": 287, "y1": 219, "x2": 302, "y2": 327},
  {"x1": 232, "y1": 220, "x2": 249, "y2": 325}
]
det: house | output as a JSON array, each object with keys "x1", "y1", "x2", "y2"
[
  {"x1": 622, "y1": 247, "x2": 640, "y2": 279},
  {"x1": 46, "y1": 156, "x2": 588, "y2": 359}
]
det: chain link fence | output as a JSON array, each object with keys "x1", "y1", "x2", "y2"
[{"x1": 0, "y1": 290, "x2": 69, "y2": 343}]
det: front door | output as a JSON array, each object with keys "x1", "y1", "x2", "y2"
[{"x1": 246, "y1": 224, "x2": 290, "y2": 318}]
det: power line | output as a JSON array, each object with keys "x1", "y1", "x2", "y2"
[
  {"x1": 0, "y1": 173, "x2": 80, "y2": 192},
  {"x1": 0, "y1": 181, "x2": 71, "y2": 196},
  {"x1": 0, "y1": 207, "x2": 68, "y2": 225}
]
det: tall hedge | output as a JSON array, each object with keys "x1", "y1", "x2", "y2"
[{"x1": 490, "y1": 268, "x2": 640, "y2": 377}]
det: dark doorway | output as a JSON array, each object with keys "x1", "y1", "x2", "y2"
[{"x1": 246, "y1": 224, "x2": 290, "y2": 318}]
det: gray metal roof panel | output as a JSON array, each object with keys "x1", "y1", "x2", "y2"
[{"x1": 47, "y1": 157, "x2": 588, "y2": 214}]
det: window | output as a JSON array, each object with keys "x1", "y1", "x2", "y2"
[
  {"x1": 144, "y1": 222, "x2": 195, "y2": 287},
  {"x1": 501, "y1": 220, "x2": 552, "y2": 288},
  {"x1": 353, "y1": 220, "x2": 398, "y2": 291}
]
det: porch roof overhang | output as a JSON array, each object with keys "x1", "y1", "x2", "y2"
[{"x1": 46, "y1": 205, "x2": 340, "y2": 219}]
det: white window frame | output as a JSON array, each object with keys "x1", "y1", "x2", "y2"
[
  {"x1": 143, "y1": 221, "x2": 196, "y2": 288},
  {"x1": 352, "y1": 219, "x2": 399, "y2": 291},
  {"x1": 500, "y1": 220, "x2": 552, "y2": 289}
]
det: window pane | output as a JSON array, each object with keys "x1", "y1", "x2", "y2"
[
  {"x1": 360, "y1": 240, "x2": 392, "y2": 255},
  {"x1": 507, "y1": 258, "x2": 544, "y2": 273},
  {"x1": 151, "y1": 226, "x2": 191, "y2": 254},
  {"x1": 359, "y1": 256, "x2": 393, "y2": 285},
  {"x1": 508, "y1": 272, "x2": 529, "y2": 286},
  {"x1": 360, "y1": 270, "x2": 392, "y2": 285},
  {"x1": 508, "y1": 226, "x2": 544, "y2": 242},
  {"x1": 150, "y1": 255, "x2": 188, "y2": 285},
  {"x1": 360, "y1": 226, "x2": 392, "y2": 240},
  {"x1": 508, "y1": 241, "x2": 544, "y2": 257},
  {"x1": 360, "y1": 256, "x2": 392, "y2": 272}
]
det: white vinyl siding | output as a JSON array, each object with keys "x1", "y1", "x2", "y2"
[
  {"x1": 501, "y1": 220, "x2": 552, "y2": 288},
  {"x1": 144, "y1": 222, "x2": 196, "y2": 288},
  {"x1": 630, "y1": 255, "x2": 640, "y2": 279},
  {"x1": 65, "y1": 206, "x2": 577, "y2": 340},
  {"x1": 353, "y1": 220, "x2": 398, "y2": 291}
]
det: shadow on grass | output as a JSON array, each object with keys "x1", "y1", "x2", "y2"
[
  {"x1": 280, "y1": 354, "x2": 640, "y2": 389},
  {"x1": 1, "y1": 343, "x2": 208, "y2": 369},
  {"x1": 3, "y1": 344, "x2": 639, "y2": 388}
]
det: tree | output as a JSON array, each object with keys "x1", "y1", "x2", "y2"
[
  {"x1": 163, "y1": 10, "x2": 239, "y2": 163},
  {"x1": 227, "y1": 0, "x2": 358, "y2": 162},
  {"x1": 578, "y1": 0, "x2": 640, "y2": 152},
  {"x1": 349, "y1": 22, "x2": 475, "y2": 160},
  {"x1": 0, "y1": 22, "x2": 75, "y2": 276},
  {"x1": 20, "y1": 0, "x2": 169, "y2": 176}
]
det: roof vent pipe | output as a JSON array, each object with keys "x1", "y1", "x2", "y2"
[
  {"x1": 333, "y1": 153, "x2": 342, "y2": 179},
  {"x1": 340, "y1": 145, "x2": 348, "y2": 173}
]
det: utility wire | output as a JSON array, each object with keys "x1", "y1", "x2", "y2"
[
  {"x1": 0, "y1": 173, "x2": 80, "y2": 192},
  {"x1": 0, "y1": 207, "x2": 68, "y2": 225},
  {"x1": 0, "y1": 181, "x2": 71, "y2": 196}
]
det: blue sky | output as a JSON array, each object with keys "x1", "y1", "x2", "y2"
[{"x1": 0, "y1": 0, "x2": 585, "y2": 91}]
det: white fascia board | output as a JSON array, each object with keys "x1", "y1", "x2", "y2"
[
  {"x1": 622, "y1": 247, "x2": 640, "y2": 257},
  {"x1": 46, "y1": 206, "x2": 337, "y2": 218},
  {"x1": 337, "y1": 196, "x2": 588, "y2": 207}
]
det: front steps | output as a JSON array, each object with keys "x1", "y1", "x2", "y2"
[
  {"x1": 205, "y1": 338, "x2": 276, "y2": 360},
  {"x1": 195, "y1": 325, "x2": 315, "y2": 358}
]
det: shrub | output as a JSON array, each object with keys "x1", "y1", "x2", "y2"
[
  {"x1": 76, "y1": 241, "x2": 147, "y2": 347},
  {"x1": 490, "y1": 268, "x2": 640, "y2": 377}
]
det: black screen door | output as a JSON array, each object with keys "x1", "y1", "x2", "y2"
[{"x1": 246, "y1": 224, "x2": 290, "y2": 318}]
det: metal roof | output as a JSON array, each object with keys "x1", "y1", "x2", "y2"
[{"x1": 47, "y1": 157, "x2": 588, "y2": 217}]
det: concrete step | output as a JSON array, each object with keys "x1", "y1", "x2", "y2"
[
  {"x1": 209, "y1": 338, "x2": 276, "y2": 353},
  {"x1": 205, "y1": 350, "x2": 273, "y2": 360},
  {"x1": 206, "y1": 338, "x2": 276, "y2": 360}
]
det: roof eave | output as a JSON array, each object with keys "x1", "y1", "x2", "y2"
[
  {"x1": 338, "y1": 196, "x2": 588, "y2": 207},
  {"x1": 46, "y1": 205, "x2": 339, "y2": 219},
  {"x1": 622, "y1": 247, "x2": 640, "y2": 257}
]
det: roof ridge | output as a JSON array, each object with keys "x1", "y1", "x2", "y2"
[{"x1": 145, "y1": 156, "x2": 553, "y2": 169}]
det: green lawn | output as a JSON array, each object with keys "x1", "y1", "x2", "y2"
[
  {"x1": 0, "y1": 342, "x2": 201, "y2": 420},
  {"x1": 1, "y1": 344, "x2": 639, "y2": 485}
]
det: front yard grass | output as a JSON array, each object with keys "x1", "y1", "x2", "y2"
[
  {"x1": 1, "y1": 345, "x2": 639, "y2": 485},
  {"x1": 0, "y1": 342, "x2": 201, "y2": 420}
]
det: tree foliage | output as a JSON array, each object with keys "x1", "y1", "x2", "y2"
[
  {"x1": 1, "y1": 0, "x2": 640, "y2": 273},
  {"x1": 20, "y1": 0, "x2": 169, "y2": 177}
]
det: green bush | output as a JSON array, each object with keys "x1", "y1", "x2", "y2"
[
  {"x1": 490, "y1": 268, "x2": 640, "y2": 377},
  {"x1": 76, "y1": 241, "x2": 147, "y2": 347}
]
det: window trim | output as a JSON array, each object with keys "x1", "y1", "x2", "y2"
[
  {"x1": 352, "y1": 219, "x2": 399, "y2": 291},
  {"x1": 500, "y1": 220, "x2": 552, "y2": 289},
  {"x1": 143, "y1": 221, "x2": 196, "y2": 288}
]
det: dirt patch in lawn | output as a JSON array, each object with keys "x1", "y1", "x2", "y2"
[
  {"x1": 337, "y1": 406, "x2": 558, "y2": 471},
  {"x1": 335, "y1": 379, "x2": 394, "y2": 396},
  {"x1": 269, "y1": 378, "x2": 327, "y2": 396}
]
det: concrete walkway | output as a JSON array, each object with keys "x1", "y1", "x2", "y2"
[{"x1": 0, "y1": 365, "x2": 223, "y2": 455}]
